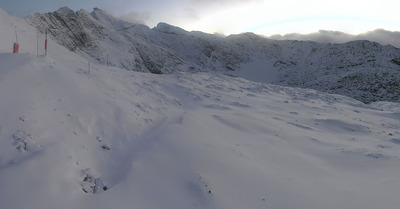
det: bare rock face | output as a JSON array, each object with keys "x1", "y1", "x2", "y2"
[
  {"x1": 25, "y1": 7, "x2": 244, "y2": 74},
  {"x1": 272, "y1": 40, "x2": 400, "y2": 103},
  {"x1": 26, "y1": 7, "x2": 104, "y2": 51},
  {"x1": 392, "y1": 57, "x2": 400, "y2": 66}
]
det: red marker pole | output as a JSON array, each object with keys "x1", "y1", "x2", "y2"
[
  {"x1": 13, "y1": 30, "x2": 19, "y2": 54},
  {"x1": 13, "y1": 43, "x2": 19, "y2": 54}
]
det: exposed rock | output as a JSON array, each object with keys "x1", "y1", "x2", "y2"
[
  {"x1": 25, "y1": 8, "x2": 242, "y2": 74},
  {"x1": 81, "y1": 169, "x2": 108, "y2": 194},
  {"x1": 13, "y1": 130, "x2": 32, "y2": 151}
]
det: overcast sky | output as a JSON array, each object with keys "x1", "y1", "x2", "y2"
[{"x1": 1, "y1": 0, "x2": 399, "y2": 37}]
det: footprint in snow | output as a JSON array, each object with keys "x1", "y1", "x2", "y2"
[
  {"x1": 389, "y1": 138, "x2": 400, "y2": 145},
  {"x1": 366, "y1": 153, "x2": 390, "y2": 159},
  {"x1": 230, "y1": 102, "x2": 250, "y2": 108}
]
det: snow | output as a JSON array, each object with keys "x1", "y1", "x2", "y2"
[
  {"x1": 231, "y1": 57, "x2": 279, "y2": 83},
  {"x1": 1, "y1": 7, "x2": 400, "y2": 209}
]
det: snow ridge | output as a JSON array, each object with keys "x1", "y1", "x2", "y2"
[{"x1": 25, "y1": 7, "x2": 400, "y2": 104}]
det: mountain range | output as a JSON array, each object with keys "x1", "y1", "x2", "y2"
[{"x1": 26, "y1": 7, "x2": 400, "y2": 104}]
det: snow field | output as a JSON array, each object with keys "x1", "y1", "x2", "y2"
[{"x1": 1, "y1": 8, "x2": 400, "y2": 209}]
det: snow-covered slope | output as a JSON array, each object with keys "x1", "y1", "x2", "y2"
[
  {"x1": 26, "y1": 7, "x2": 244, "y2": 74},
  {"x1": 25, "y1": 7, "x2": 400, "y2": 103},
  {"x1": 267, "y1": 39, "x2": 400, "y2": 103},
  {"x1": 2, "y1": 7, "x2": 400, "y2": 209}
]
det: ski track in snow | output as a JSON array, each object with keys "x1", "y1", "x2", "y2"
[{"x1": 1, "y1": 7, "x2": 400, "y2": 209}]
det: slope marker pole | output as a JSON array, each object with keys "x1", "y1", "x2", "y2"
[
  {"x1": 13, "y1": 28, "x2": 19, "y2": 54},
  {"x1": 15, "y1": 29, "x2": 18, "y2": 43},
  {"x1": 37, "y1": 29, "x2": 39, "y2": 57},
  {"x1": 45, "y1": 29, "x2": 48, "y2": 55}
]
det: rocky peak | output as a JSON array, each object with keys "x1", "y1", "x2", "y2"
[
  {"x1": 26, "y1": 7, "x2": 104, "y2": 51},
  {"x1": 153, "y1": 22, "x2": 188, "y2": 35},
  {"x1": 54, "y1": 6, "x2": 75, "y2": 15}
]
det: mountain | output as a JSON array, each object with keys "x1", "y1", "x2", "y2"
[
  {"x1": 25, "y1": 7, "x2": 400, "y2": 104},
  {"x1": 2, "y1": 7, "x2": 400, "y2": 209},
  {"x1": 26, "y1": 7, "x2": 245, "y2": 74}
]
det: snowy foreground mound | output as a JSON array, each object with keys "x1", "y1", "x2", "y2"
[
  {"x1": 1, "y1": 8, "x2": 400, "y2": 209},
  {"x1": 2, "y1": 52, "x2": 400, "y2": 209}
]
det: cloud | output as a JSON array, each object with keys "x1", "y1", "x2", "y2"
[
  {"x1": 187, "y1": 0, "x2": 262, "y2": 13},
  {"x1": 119, "y1": 10, "x2": 151, "y2": 25},
  {"x1": 191, "y1": 0, "x2": 262, "y2": 4},
  {"x1": 100, "y1": 0, "x2": 263, "y2": 30},
  {"x1": 182, "y1": 7, "x2": 200, "y2": 21},
  {"x1": 357, "y1": 29, "x2": 400, "y2": 48},
  {"x1": 268, "y1": 29, "x2": 400, "y2": 48},
  {"x1": 269, "y1": 30, "x2": 353, "y2": 44}
]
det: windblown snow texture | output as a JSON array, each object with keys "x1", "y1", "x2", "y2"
[{"x1": 1, "y1": 7, "x2": 400, "y2": 209}]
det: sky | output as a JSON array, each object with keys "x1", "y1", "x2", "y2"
[{"x1": 0, "y1": 0, "x2": 399, "y2": 37}]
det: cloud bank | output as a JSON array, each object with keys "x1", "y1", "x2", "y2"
[
  {"x1": 119, "y1": 11, "x2": 151, "y2": 25},
  {"x1": 107, "y1": 0, "x2": 262, "y2": 29},
  {"x1": 269, "y1": 29, "x2": 400, "y2": 48}
]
